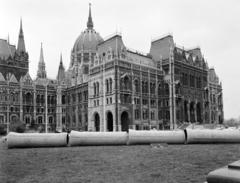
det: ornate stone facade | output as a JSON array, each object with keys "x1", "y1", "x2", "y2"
[{"x1": 0, "y1": 5, "x2": 224, "y2": 131}]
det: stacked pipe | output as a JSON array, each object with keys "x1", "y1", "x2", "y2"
[
  {"x1": 69, "y1": 131, "x2": 127, "y2": 146},
  {"x1": 7, "y1": 132, "x2": 68, "y2": 148},
  {"x1": 184, "y1": 128, "x2": 240, "y2": 144},
  {"x1": 3, "y1": 128, "x2": 240, "y2": 148},
  {"x1": 128, "y1": 129, "x2": 185, "y2": 145}
]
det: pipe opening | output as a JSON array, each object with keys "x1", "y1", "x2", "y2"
[
  {"x1": 66, "y1": 134, "x2": 69, "y2": 146},
  {"x1": 184, "y1": 129, "x2": 188, "y2": 145}
]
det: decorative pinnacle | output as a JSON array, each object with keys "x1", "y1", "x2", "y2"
[
  {"x1": 87, "y1": 3, "x2": 94, "y2": 29},
  {"x1": 39, "y1": 43, "x2": 44, "y2": 63},
  {"x1": 19, "y1": 17, "x2": 23, "y2": 36},
  {"x1": 60, "y1": 53, "x2": 63, "y2": 65}
]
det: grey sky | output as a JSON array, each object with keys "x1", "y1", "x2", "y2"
[{"x1": 1, "y1": 0, "x2": 240, "y2": 119}]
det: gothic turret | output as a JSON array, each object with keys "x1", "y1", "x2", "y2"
[
  {"x1": 57, "y1": 53, "x2": 65, "y2": 84},
  {"x1": 17, "y1": 18, "x2": 26, "y2": 53},
  {"x1": 37, "y1": 43, "x2": 47, "y2": 79}
]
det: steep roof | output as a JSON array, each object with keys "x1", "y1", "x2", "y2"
[
  {"x1": 98, "y1": 33, "x2": 124, "y2": 56},
  {"x1": 150, "y1": 35, "x2": 175, "y2": 62},
  {"x1": 0, "y1": 72, "x2": 7, "y2": 83},
  {"x1": 20, "y1": 72, "x2": 33, "y2": 86},
  {"x1": 188, "y1": 47, "x2": 202, "y2": 60},
  {"x1": 0, "y1": 39, "x2": 16, "y2": 60},
  {"x1": 35, "y1": 78, "x2": 44, "y2": 86},
  {"x1": 9, "y1": 74, "x2": 19, "y2": 84},
  {"x1": 209, "y1": 68, "x2": 219, "y2": 84},
  {"x1": 126, "y1": 51, "x2": 155, "y2": 67}
]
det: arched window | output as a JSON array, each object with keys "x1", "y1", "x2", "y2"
[
  {"x1": 109, "y1": 78, "x2": 113, "y2": 92},
  {"x1": 26, "y1": 93, "x2": 32, "y2": 103},
  {"x1": 37, "y1": 95, "x2": 40, "y2": 104},
  {"x1": 151, "y1": 111, "x2": 155, "y2": 120},
  {"x1": 213, "y1": 94, "x2": 216, "y2": 104},
  {"x1": 9, "y1": 93, "x2": 14, "y2": 103},
  {"x1": 84, "y1": 91, "x2": 88, "y2": 101},
  {"x1": 124, "y1": 76, "x2": 129, "y2": 90},
  {"x1": 176, "y1": 110, "x2": 180, "y2": 120},
  {"x1": 78, "y1": 92, "x2": 82, "y2": 102},
  {"x1": 192, "y1": 75, "x2": 195, "y2": 87},
  {"x1": 135, "y1": 109, "x2": 139, "y2": 119},
  {"x1": 158, "y1": 84, "x2": 161, "y2": 96},
  {"x1": 142, "y1": 81, "x2": 145, "y2": 93},
  {"x1": 51, "y1": 96, "x2": 54, "y2": 105},
  {"x1": 47, "y1": 95, "x2": 50, "y2": 104},
  {"x1": 41, "y1": 95, "x2": 45, "y2": 104},
  {"x1": 150, "y1": 83, "x2": 153, "y2": 94},
  {"x1": 15, "y1": 93, "x2": 19, "y2": 103},
  {"x1": 62, "y1": 95, "x2": 66, "y2": 104},
  {"x1": 199, "y1": 77, "x2": 201, "y2": 88},
  {"x1": 25, "y1": 116, "x2": 30, "y2": 124},
  {"x1": 158, "y1": 110, "x2": 162, "y2": 120},
  {"x1": 143, "y1": 109, "x2": 148, "y2": 120},
  {"x1": 93, "y1": 82, "x2": 96, "y2": 96},
  {"x1": 165, "y1": 83, "x2": 169, "y2": 96},
  {"x1": 152, "y1": 83, "x2": 155, "y2": 94},
  {"x1": 72, "y1": 93, "x2": 75, "y2": 103},
  {"x1": 62, "y1": 116, "x2": 66, "y2": 124},
  {"x1": 0, "y1": 115, "x2": 5, "y2": 124},
  {"x1": 38, "y1": 116, "x2": 43, "y2": 124},
  {"x1": 189, "y1": 75, "x2": 192, "y2": 87},
  {"x1": 49, "y1": 116, "x2": 53, "y2": 124},
  {"x1": 106, "y1": 79, "x2": 109, "y2": 93},
  {"x1": 185, "y1": 74, "x2": 188, "y2": 86},
  {"x1": 196, "y1": 77, "x2": 199, "y2": 88},
  {"x1": 134, "y1": 80, "x2": 139, "y2": 93},
  {"x1": 182, "y1": 73, "x2": 185, "y2": 85},
  {"x1": 145, "y1": 81, "x2": 148, "y2": 93},
  {"x1": 165, "y1": 111, "x2": 170, "y2": 120},
  {"x1": 175, "y1": 83, "x2": 180, "y2": 95},
  {"x1": 96, "y1": 82, "x2": 99, "y2": 95}
]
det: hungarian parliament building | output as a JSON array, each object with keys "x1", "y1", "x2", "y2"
[{"x1": 0, "y1": 5, "x2": 223, "y2": 132}]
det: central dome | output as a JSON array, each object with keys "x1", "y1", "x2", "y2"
[
  {"x1": 73, "y1": 29, "x2": 103, "y2": 52},
  {"x1": 73, "y1": 4, "x2": 103, "y2": 52}
]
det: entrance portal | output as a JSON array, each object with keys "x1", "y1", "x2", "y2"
[
  {"x1": 95, "y1": 113, "x2": 100, "y2": 132},
  {"x1": 197, "y1": 103, "x2": 201, "y2": 122},
  {"x1": 107, "y1": 112, "x2": 113, "y2": 131},
  {"x1": 121, "y1": 111, "x2": 129, "y2": 132},
  {"x1": 190, "y1": 102, "x2": 195, "y2": 123}
]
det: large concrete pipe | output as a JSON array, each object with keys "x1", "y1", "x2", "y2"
[
  {"x1": 128, "y1": 129, "x2": 185, "y2": 145},
  {"x1": 207, "y1": 160, "x2": 240, "y2": 183},
  {"x1": 69, "y1": 131, "x2": 127, "y2": 146},
  {"x1": 184, "y1": 129, "x2": 240, "y2": 144},
  {"x1": 7, "y1": 132, "x2": 68, "y2": 148}
]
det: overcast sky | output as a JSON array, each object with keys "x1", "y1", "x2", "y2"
[{"x1": 1, "y1": 0, "x2": 240, "y2": 119}]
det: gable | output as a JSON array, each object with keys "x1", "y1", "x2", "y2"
[{"x1": 9, "y1": 74, "x2": 19, "y2": 85}]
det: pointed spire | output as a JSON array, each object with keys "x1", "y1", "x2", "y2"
[
  {"x1": 57, "y1": 53, "x2": 65, "y2": 83},
  {"x1": 20, "y1": 17, "x2": 23, "y2": 36},
  {"x1": 37, "y1": 43, "x2": 47, "y2": 79},
  {"x1": 60, "y1": 52, "x2": 63, "y2": 66},
  {"x1": 87, "y1": 3, "x2": 94, "y2": 29},
  {"x1": 17, "y1": 17, "x2": 26, "y2": 53},
  {"x1": 39, "y1": 43, "x2": 44, "y2": 63}
]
